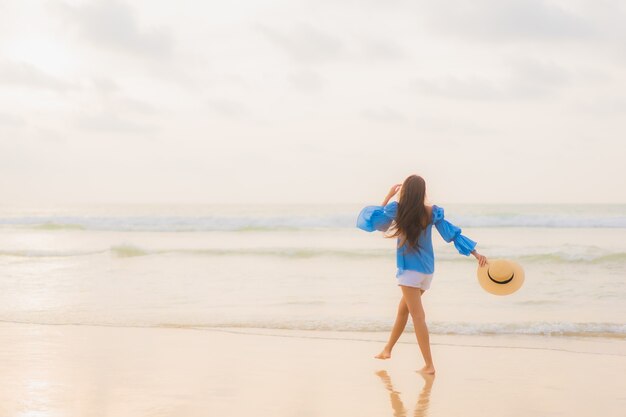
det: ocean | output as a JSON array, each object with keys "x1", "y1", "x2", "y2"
[{"x1": 0, "y1": 204, "x2": 624, "y2": 339}]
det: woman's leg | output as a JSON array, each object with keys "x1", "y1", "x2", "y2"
[
  {"x1": 375, "y1": 296, "x2": 410, "y2": 359},
  {"x1": 400, "y1": 285, "x2": 435, "y2": 374}
]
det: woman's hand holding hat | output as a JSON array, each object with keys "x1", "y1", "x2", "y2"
[{"x1": 471, "y1": 250, "x2": 488, "y2": 267}]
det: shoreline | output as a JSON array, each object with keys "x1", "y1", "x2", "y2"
[{"x1": 1, "y1": 319, "x2": 624, "y2": 353}]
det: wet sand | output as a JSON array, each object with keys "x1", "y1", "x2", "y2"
[{"x1": 0, "y1": 322, "x2": 624, "y2": 417}]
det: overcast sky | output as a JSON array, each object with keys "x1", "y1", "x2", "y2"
[{"x1": 1, "y1": 0, "x2": 625, "y2": 205}]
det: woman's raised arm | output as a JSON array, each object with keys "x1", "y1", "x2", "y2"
[{"x1": 381, "y1": 184, "x2": 401, "y2": 206}]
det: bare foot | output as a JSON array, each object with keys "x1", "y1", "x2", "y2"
[
  {"x1": 374, "y1": 348, "x2": 392, "y2": 360},
  {"x1": 418, "y1": 365, "x2": 436, "y2": 374}
]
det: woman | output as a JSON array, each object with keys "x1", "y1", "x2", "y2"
[{"x1": 357, "y1": 175, "x2": 488, "y2": 374}]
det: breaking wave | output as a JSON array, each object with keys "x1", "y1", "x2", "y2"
[
  {"x1": 0, "y1": 205, "x2": 624, "y2": 232},
  {"x1": 196, "y1": 320, "x2": 626, "y2": 339},
  {"x1": 1, "y1": 245, "x2": 625, "y2": 263},
  {"x1": 2, "y1": 318, "x2": 623, "y2": 339}
]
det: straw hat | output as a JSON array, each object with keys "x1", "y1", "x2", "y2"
[{"x1": 477, "y1": 259, "x2": 524, "y2": 295}]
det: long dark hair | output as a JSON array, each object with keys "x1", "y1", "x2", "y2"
[{"x1": 386, "y1": 175, "x2": 429, "y2": 252}]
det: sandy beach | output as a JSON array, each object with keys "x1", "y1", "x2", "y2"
[{"x1": 1, "y1": 322, "x2": 624, "y2": 417}]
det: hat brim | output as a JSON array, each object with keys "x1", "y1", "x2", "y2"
[{"x1": 477, "y1": 259, "x2": 524, "y2": 296}]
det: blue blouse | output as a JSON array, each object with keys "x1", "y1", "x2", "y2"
[{"x1": 356, "y1": 201, "x2": 477, "y2": 275}]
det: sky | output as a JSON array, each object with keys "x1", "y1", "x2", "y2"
[{"x1": 1, "y1": 0, "x2": 625, "y2": 205}]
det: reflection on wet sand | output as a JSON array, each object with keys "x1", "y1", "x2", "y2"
[{"x1": 375, "y1": 370, "x2": 434, "y2": 417}]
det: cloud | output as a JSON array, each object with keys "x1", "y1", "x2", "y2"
[
  {"x1": 52, "y1": 0, "x2": 173, "y2": 58},
  {"x1": 510, "y1": 58, "x2": 570, "y2": 93},
  {"x1": 288, "y1": 70, "x2": 325, "y2": 92},
  {"x1": 256, "y1": 23, "x2": 347, "y2": 64},
  {"x1": 0, "y1": 60, "x2": 77, "y2": 92},
  {"x1": 91, "y1": 77, "x2": 120, "y2": 94},
  {"x1": 413, "y1": 75, "x2": 502, "y2": 100},
  {"x1": 76, "y1": 114, "x2": 154, "y2": 133},
  {"x1": 415, "y1": 115, "x2": 497, "y2": 136},
  {"x1": 207, "y1": 99, "x2": 247, "y2": 119},
  {"x1": 256, "y1": 23, "x2": 407, "y2": 65},
  {"x1": 418, "y1": 0, "x2": 594, "y2": 41},
  {"x1": 0, "y1": 112, "x2": 26, "y2": 127},
  {"x1": 360, "y1": 106, "x2": 406, "y2": 123},
  {"x1": 359, "y1": 38, "x2": 406, "y2": 61},
  {"x1": 412, "y1": 59, "x2": 570, "y2": 101},
  {"x1": 89, "y1": 77, "x2": 158, "y2": 114},
  {"x1": 74, "y1": 82, "x2": 160, "y2": 133}
]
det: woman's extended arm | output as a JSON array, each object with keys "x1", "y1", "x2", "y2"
[{"x1": 433, "y1": 206, "x2": 488, "y2": 267}]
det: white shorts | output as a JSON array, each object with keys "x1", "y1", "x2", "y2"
[{"x1": 396, "y1": 270, "x2": 433, "y2": 290}]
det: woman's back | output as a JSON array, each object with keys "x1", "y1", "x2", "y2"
[{"x1": 396, "y1": 203, "x2": 436, "y2": 274}]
